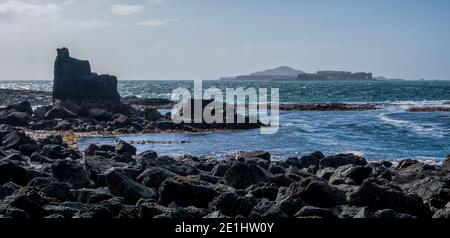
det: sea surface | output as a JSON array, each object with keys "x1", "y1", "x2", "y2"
[{"x1": 2, "y1": 80, "x2": 450, "y2": 162}]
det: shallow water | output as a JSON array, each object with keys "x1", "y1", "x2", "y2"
[{"x1": 2, "y1": 80, "x2": 449, "y2": 161}]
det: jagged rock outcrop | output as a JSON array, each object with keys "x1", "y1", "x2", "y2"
[{"x1": 53, "y1": 48, "x2": 120, "y2": 103}]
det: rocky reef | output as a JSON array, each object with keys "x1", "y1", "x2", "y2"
[{"x1": 0, "y1": 128, "x2": 449, "y2": 218}]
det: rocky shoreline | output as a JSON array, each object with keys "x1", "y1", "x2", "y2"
[{"x1": 0, "y1": 130, "x2": 449, "y2": 218}]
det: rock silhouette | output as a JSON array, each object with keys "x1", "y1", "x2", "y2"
[{"x1": 53, "y1": 48, "x2": 120, "y2": 103}]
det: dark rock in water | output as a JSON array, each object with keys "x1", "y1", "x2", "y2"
[
  {"x1": 282, "y1": 177, "x2": 346, "y2": 208},
  {"x1": 45, "y1": 106, "x2": 77, "y2": 119},
  {"x1": 1, "y1": 131, "x2": 33, "y2": 150},
  {"x1": 348, "y1": 178, "x2": 431, "y2": 217},
  {"x1": 0, "y1": 161, "x2": 29, "y2": 185},
  {"x1": 209, "y1": 192, "x2": 258, "y2": 217},
  {"x1": 53, "y1": 48, "x2": 120, "y2": 103},
  {"x1": 319, "y1": 153, "x2": 368, "y2": 169},
  {"x1": 105, "y1": 170, "x2": 157, "y2": 204},
  {"x1": 51, "y1": 160, "x2": 91, "y2": 188},
  {"x1": 0, "y1": 182, "x2": 20, "y2": 200},
  {"x1": 295, "y1": 206, "x2": 336, "y2": 218},
  {"x1": 6, "y1": 101, "x2": 33, "y2": 115},
  {"x1": 159, "y1": 177, "x2": 218, "y2": 208},
  {"x1": 237, "y1": 151, "x2": 271, "y2": 161},
  {"x1": 0, "y1": 111, "x2": 31, "y2": 126},
  {"x1": 329, "y1": 165, "x2": 372, "y2": 185},
  {"x1": 28, "y1": 177, "x2": 74, "y2": 202},
  {"x1": 224, "y1": 162, "x2": 271, "y2": 189},
  {"x1": 298, "y1": 151, "x2": 325, "y2": 168},
  {"x1": 115, "y1": 140, "x2": 137, "y2": 156}
]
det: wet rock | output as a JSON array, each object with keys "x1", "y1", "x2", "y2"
[
  {"x1": 211, "y1": 162, "x2": 232, "y2": 177},
  {"x1": 348, "y1": 178, "x2": 431, "y2": 217},
  {"x1": 159, "y1": 177, "x2": 218, "y2": 208},
  {"x1": 316, "y1": 167, "x2": 336, "y2": 181},
  {"x1": 400, "y1": 176, "x2": 450, "y2": 209},
  {"x1": 135, "y1": 150, "x2": 158, "y2": 167},
  {"x1": 319, "y1": 153, "x2": 367, "y2": 169},
  {"x1": 110, "y1": 114, "x2": 131, "y2": 128},
  {"x1": 0, "y1": 204, "x2": 30, "y2": 218},
  {"x1": 0, "y1": 161, "x2": 29, "y2": 185},
  {"x1": 54, "y1": 120, "x2": 73, "y2": 131},
  {"x1": 295, "y1": 206, "x2": 336, "y2": 218},
  {"x1": 224, "y1": 162, "x2": 271, "y2": 189},
  {"x1": 209, "y1": 192, "x2": 258, "y2": 217},
  {"x1": 144, "y1": 156, "x2": 199, "y2": 176},
  {"x1": 2, "y1": 153, "x2": 26, "y2": 162},
  {"x1": 298, "y1": 151, "x2": 325, "y2": 168},
  {"x1": 285, "y1": 157, "x2": 300, "y2": 168},
  {"x1": 29, "y1": 152, "x2": 53, "y2": 164},
  {"x1": 237, "y1": 151, "x2": 271, "y2": 161},
  {"x1": 105, "y1": 170, "x2": 157, "y2": 204},
  {"x1": 329, "y1": 165, "x2": 372, "y2": 185},
  {"x1": 282, "y1": 177, "x2": 346, "y2": 208},
  {"x1": 51, "y1": 159, "x2": 91, "y2": 188},
  {"x1": 115, "y1": 140, "x2": 137, "y2": 156},
  {"x1": 443, "y1": 155, "x2": 450, "y2": 171}
]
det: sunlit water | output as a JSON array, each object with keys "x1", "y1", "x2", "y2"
[{"x1": 2, "y1": 80, "x2": 449, "y2": 161}]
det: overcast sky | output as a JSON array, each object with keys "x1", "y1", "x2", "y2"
[{"x1": 0, "y1": 0, "x2": 449, "y2": 80}]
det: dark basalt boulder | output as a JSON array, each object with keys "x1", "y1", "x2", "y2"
[
  {"x1": 224, "y1": 162, "x2": 271, "y2": 189},
  {"x1": 137, "y1": 167, "x2": 178, "y2": 188},
  {"x1": 443, "y1": 155, "x2": 450, "y2": 171},
  {"x1": 159, "y1": 177, "x2": 218, "y2": 208},
  {"x1": 105, "y1": 170, "x2": 157, "y2": 204},
  {"x1": 0, "y1": 111, "x2": 31, "y2": 126},
  {"x1": 295, "y1": 206, "x2": 337, "y2": 218},
  {"x1": 5, "y1": 101, "x2": 33, "y2": 115},
  {"x1": 329, "y1": 165, "x2": 372, "y2": 185},
  {"x1": 281, "y1": 177, "x2": 346, "y2": 208},
  {"x1": 10, "y1": 187, "x2": 56, "y2": 218},
  {"x1": 27, "y1": 177, "x2": 74, "y2": 202},
  {"x1": 51, "y1": 160, "x2": 91, "y2": 189},
  {"x1": 298, "y1": 151, "x2": 325, "y2": 168},
  {"x1": 0, "y1": 182, "x2": 20, "y2": 200},
  {"x1": 53, "y1": 48, "x2": 120, "y2": 103},
  {"x1": 249, "y1": 199, "x2": 288, "y2": 218},
  {"x1": 1, "y1": 131, "x2": 34, "y2": 150},
  {"x1": 319, "y1": 153, "x2": 368, "y2": 169},
  {"x1": 0, "y1": 161, "x2": 29, "y2": 185},
  {"x1": 348, "y1": 178, "x2": 431, "y2": 217},
  {"x1": 45, "y1": 106, "x2": 77, "y2": 119},
  {"x1": 209, "y1": 192, "x2": 258, "y2": 217},
  {"x1": 115, "y1": 140, "x2": 137, "y2": 156}
]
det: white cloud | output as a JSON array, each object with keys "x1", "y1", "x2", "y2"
[
  {"x1": 0, "y1": 0, "x2": 62, "y2": 22},
  {"x1": 137, "y1": 20, "x2": 165, "y2": 27},
  {"x1": 110, "y1": 4, "x2": 143, "y2": 16}
]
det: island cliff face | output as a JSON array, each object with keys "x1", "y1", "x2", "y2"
[{"x1": 53, "y1": 48, "x2": 120, "y2": 103}]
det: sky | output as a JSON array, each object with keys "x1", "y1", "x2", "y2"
[{"x1": 0, "y1": 0, "x2": 449, "y2": 81}]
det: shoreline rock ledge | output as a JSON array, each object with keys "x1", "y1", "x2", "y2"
[{"x1": 53, "y1": 47, "x2": 120, "y2": 103}]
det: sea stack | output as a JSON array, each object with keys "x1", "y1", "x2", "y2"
[{"x1": 53, "y1": 47, "x2": 120, "y2": 103}]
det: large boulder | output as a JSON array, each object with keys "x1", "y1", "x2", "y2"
[
  {"x1": 0, "y1": 111, "x2": 30, "y2": 126},
  {"x1": 209, "y1": 192, "x2": 258, "y2": 217},
  {"x1": 1, "y1": 131, "x2": 34, "y2": 150},
  {"x1": 224, "y1": 162, "x2": 271, "y2": 189},
  {"x1": 105, "y1": 170, "x2": 157, "y2": 204},
  {"x1": 51, "y1": 160, "x2": 91, "y2": 188},
  {"x1": 159, "y1": 177, "x2": 218, "y2": 208},
  {"x1": 348, "y1": 178, "x2": 431, "y2": 217},
  {"x1": 115, "y1": 140, "x2": 137, "y2": 156},
  {"x1": 329, "y1": 164, "x2": 372, "y2": 185},
  {"x1": 53, "y1": 47, "x2": 120, "y2": 103},
  {"x1": 319, "y1": 153, "x2": 368, "y2": 169},
  {"x1": 6, "y1": 101, "x2": 33, "y2": 115},
  {"x1": 0, "y1": 161, "x2": 29, "y2": 185},
  {"x1": 45, "y1": 106, "x2": 77, "y2": 119},
  {"x1": 281, "y1": 177, "x2": 346, "y2": 208}
]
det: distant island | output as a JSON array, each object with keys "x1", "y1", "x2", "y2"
[{"x1": 221, "y1": 66, "x2": 401, "y2": 81}]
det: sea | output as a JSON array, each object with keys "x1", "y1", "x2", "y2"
[{"x1": 1, "y1": 80, "x2": 450, "y2": 162}]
